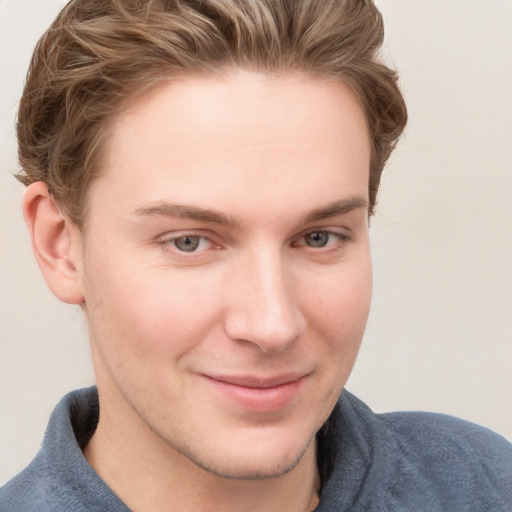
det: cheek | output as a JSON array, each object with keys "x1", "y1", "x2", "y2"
[
  {"x1": 314, "y1": 266, "x2": 372, "y2": 393},
  {"x1": 301, "y1": 259, "x2": 372, "y2": 337},
  {"x1": 298, "y1": 255, "x2": 372, "y2": 391},
  {"x1": 83, "y1": 251, "x2": 223, "y2": 365}
]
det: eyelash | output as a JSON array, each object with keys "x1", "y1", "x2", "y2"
[
  {"x1": 157, "y1": 229, "x2": 351, "y2": 255},
  {"x1": 157, "y1": 232, "x2": 216, "y2": 254},
  {"x1": 291, "y1": 230, "x2": 350, "y2": 250}
]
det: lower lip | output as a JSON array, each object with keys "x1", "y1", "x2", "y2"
[{"x1": 202, "y1": 376, "x2": 305, "y2": 413}]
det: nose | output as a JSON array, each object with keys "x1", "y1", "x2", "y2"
[{"x1": 223, "y1": 249, "x2": 305, "y2": 353}]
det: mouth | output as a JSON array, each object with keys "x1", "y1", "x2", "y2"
[{"x1": 199, "y1": 372, "x2": 308, "y2": 413}]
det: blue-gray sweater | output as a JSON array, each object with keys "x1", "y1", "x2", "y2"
[{"x1": 1, "y1": 387, "x2": 511, "y2": 511}]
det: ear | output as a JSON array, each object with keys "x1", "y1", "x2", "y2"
[{"x1": 22, "y1": 182, "x2": 85, "y2": 305}]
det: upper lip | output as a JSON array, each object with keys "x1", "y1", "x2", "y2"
[{"x1": 202, "y1": 372, "x2": 308, "y2": 389}]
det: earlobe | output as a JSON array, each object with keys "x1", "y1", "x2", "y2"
[{"x1": 22, "y1": 182, "x2": 85, "y2": 305}]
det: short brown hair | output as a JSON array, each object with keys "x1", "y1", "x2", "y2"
[{"x1": 17, "y1": 0, "x2": 407, "y2": 227}]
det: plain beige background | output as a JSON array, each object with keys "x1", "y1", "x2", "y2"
[{"x1": 1, "y1": 0, "x2": 511, "y2": 485}]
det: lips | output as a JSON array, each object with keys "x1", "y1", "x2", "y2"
[{"x1": 200, "y1": 372, "x2": 308, "y2": 413}]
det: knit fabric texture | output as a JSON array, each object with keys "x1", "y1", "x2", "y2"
[{"x1": 1, "y1": 387, "x2": 511, "y2": 511}]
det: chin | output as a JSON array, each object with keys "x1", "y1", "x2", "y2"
[
  {"x1": 188, "y1": 449, "x2": 306, "y2": 481},
  {"x1": 172, "y1": 429, "x2": 315, "y2": 481}
]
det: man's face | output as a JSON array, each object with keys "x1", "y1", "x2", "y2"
[{"x1": 79, "y1": 71, "x2": 372, "y2": 479}]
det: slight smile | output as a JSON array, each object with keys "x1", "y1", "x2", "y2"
[{"x1": 199, "y1": 373, "x2": 310, "y2": 413}]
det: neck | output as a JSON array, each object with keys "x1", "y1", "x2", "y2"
[{"x1": 83, "y1": 391, "x2": 320, "y2": 512}]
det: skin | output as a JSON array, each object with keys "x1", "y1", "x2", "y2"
[{"x1": 24, "y1": 71, "x2": 372, "y2": 512}]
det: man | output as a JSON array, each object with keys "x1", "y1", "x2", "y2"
[{"x1": 1, "y1": 1, "x2": 511, "y2": 510}]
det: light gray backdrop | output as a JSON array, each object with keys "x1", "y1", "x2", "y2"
[{"x1": 1, "y1": 0, "x2": 511, "y2": 485}]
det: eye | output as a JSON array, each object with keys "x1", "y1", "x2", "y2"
[
  {"x1": 292, "y1": 229, "x2": 350, "y2": 250},
  {"x1": 304, "y1": 231, "x2": 331, "y2": 248},
  {"x1": 295, "y1": 230, "x2": 347, "y2": 249},
  {"x1": 163, "y1": 235, "x2": 213, "y2": 253}
]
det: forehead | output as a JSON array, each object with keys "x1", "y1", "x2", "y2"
[{"x1": 91, "y1": 71, "x2": 371, "y2": 219}]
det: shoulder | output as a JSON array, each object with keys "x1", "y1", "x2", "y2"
[
  {"x1": 0, "y1": 452, "x2": 50, "y2": 511},
  {"x1": 380, "y1": 408, "x2": 512, "y2": 468},
  {"x1": 0, "y1": 387, "x2": 103, "y2": 512},
  {"x1": 380, "y1": 408, "x2": 512, "y2": 508},
  {"x1": 331, "y1": 391, "x2": 512, "y2": 510},
  {"x1": 341, "y1": 391, "x2": 512, "y2": 469}
]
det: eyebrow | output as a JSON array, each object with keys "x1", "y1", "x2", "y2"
[
  {"x1": 302, "y1": 196, "x2": 368, "y2": 223},
  {"x1": 132, "y1": 196, "x2": 368, "y2": 227},
  {"x1": 133, "y1": 203, "x2": 240, "y2": 228}
]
